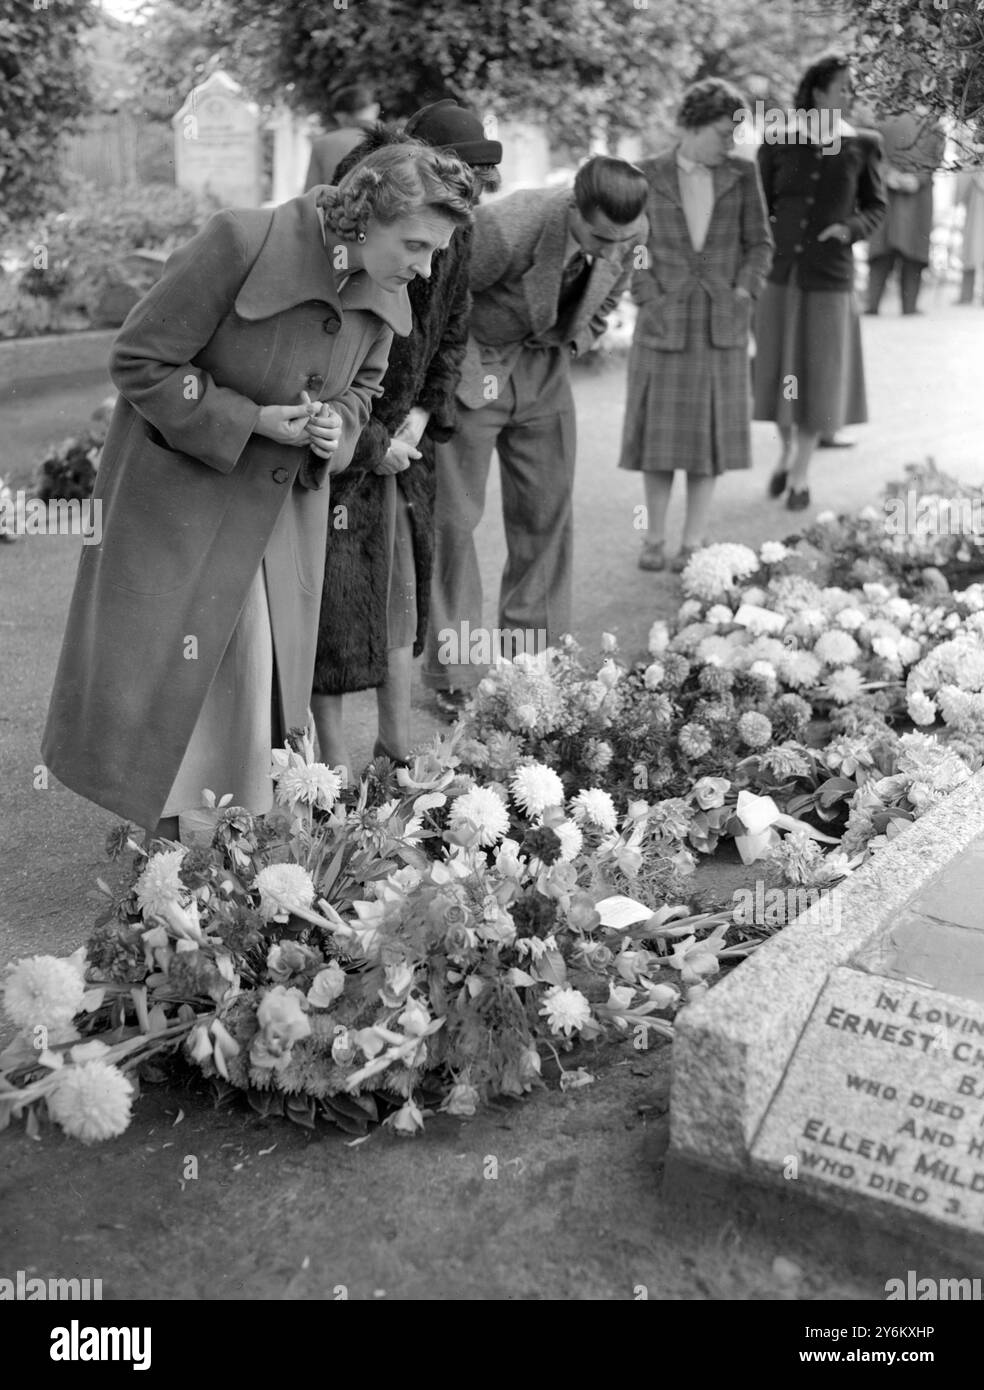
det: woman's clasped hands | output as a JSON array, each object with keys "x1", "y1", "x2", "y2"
[{"x1": 255, "y1": 393, "x2": 346, "y2": 473}]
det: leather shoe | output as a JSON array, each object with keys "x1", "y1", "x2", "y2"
[
  {"x1": 818, "y1": 434, "x2": 856, "y2": 449},
  {"x1": 638, "y1": 539, "x2": 666, "y2": 571},
  {"x1": 768, "y1": 469, "x2": 788, "y2": 498},
  {"x1": 786, "y1": 488, "x2": 811, "y2": 511}
]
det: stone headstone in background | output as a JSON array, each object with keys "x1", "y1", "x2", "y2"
[
  {"x1": 669, "y1": 767, "x2": 984, "y2": 1256},
  {"x1": 172, "y1": 70, "x2": 261, "y2": 209}
]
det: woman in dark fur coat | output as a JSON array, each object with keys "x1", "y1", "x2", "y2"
[{"x1": 310, "y1": 102, "x2": 502, "y2": 775}]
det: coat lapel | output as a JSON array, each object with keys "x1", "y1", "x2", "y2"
[
  {"x1": 645, "y1": 152, "x2": 684, "y2": 211},
  {"x1": 712, "y1": 158, "x2": 743, "y2": 206},
  {"x1": 235, "y1": 188, "x2": 412, "y2": 336},
  {"x1": 522, "y1": 188, "x2": 574, "y2": 336}
]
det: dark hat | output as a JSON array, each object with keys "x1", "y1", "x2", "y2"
[{"x1": 404, "y1": 99, "x2": 502, "y2": 165}]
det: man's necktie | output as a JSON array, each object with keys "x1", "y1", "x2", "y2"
[{"x1": 556, "y1": 249, "x2": 592, "y2": 319}]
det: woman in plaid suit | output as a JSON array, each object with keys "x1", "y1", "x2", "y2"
[{"x1": 619, "y1": 79, "x2": 773, "y2": 573}]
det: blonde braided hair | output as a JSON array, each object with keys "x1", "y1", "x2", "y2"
[{"x1": 318, "y1": 140, "x2": 474, "y2": 241}]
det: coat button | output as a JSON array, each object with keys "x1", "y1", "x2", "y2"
[
  {"x1": 306, "y1": 373, "x2": 325, "y2": 391},
  {"x1": 793, "y1": 243, "x2": 804, "y2": 253},
  {"x1": 800, "y1": 218, "x2": 809, "y2": 227},
  {"x1": 272, "y1": 468, "x2": 290, "y2": 484},
  {"x1": 805, "y1": 196, "x2": 814, "y2": 206},
  {"x1": 322, "y1": 315, "x2": 340, "y2": 334},
  {"x1": 810, "y1": 171, "x2": 821, "y2": 180}
]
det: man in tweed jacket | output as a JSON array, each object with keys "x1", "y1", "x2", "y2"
[{"x1": 423, "y1": 156, "x2": 649, "y2": 704}]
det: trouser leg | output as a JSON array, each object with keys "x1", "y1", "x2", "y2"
[
  {"x1": 866, "y1": 253, "x2": 894, "y2": 313},
  {"x1": 422, "y1": 398, "x2": 504, "y2": 692},
  {"x1": 900, "y1": 257, "x2": 924, "y2": 314},
  {"x1": 496, "y1": 361, "x2": 576, "y2": 650}
]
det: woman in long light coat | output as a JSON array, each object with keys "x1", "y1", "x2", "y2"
[{"x1": 42, "y1": 144, "x2": 474, "y2": 840}]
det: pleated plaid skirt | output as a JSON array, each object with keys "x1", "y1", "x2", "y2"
[
  {"x1": 753, "y1": 274, "x2": 867, "y2": 432},
  {"x1": 618, "y1": 285, "x2": 752, "y2": 477}
]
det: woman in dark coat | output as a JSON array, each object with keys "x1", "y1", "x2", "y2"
[
  {"x1": 311, "y1": 102, "x2": 502, "y2": 774},
  {"x1": 618, "y1": 78, "x2": 773, "y2": 573},
  {"x1": 41, "y1": 143, "x2": 474, "y2": 841},
  {"x1": 754, "y1": 51, "x2": 886, "y2": 510}
]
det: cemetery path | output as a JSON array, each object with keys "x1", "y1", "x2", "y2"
[{"x1": 1, "y1": 294, "x2": 982, "y2": 1299}]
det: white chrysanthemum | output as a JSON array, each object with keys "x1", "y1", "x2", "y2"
[
  {"x1": 884, "y1": 596, "x2": 914, "y2": 627},
  {"x1": 827, "y1": 667, "x2": 864, "y2": 704},
  {"x1": 778, "y1": 648, "x2": 822, "y2": 688},
  {"x1": 553, "y1": 820, "x2": 584, "y2": 861},
  {"x1": 449, "y1": 786, "x2": 511, "y2": 846},
  {"x1": 510, "y1": 763, "x2": 565, "y2": 816},
  {"x1": 696, "y1": 635, "x2": 734, "y2": 666},
  {"x1": 787, "y1": 606, "x2": 826, "y2": 638},
  {"x1": 135, "y1": 848, "x2": 187, "y2": 921},
  {"x1": 681, "y1": 543, "x2": 760, "y2": 601},
  {"x1": 897, "y1": 636, "x2": 922, "y2": 667},
  {"x1": 760, "y1": 541, "x2": 788, "y2": 564},
  {"x1": 274, "y1": 761, "x2": 342, "y2": 810},
  {"x1": 705, "y1": 604, "x2": 734, "y2": 626},
  {"x1": 254, "y1": 863, "x2": 316, "y2": 920},
  {"x1": 46, "y1": 1061, "x2": 134, "y2": 1144},
  {"x1": 677, "y1": 600, "x2": 704, "y2": 623},
  {"x1": 570, "y1": 787, "x2": 618, "y2": 831},
  {"x1": 957, "y1": 584, "x2": 984, "y2": 613},
  {"x1": 2, "y1": 955, "x2": 85, "y2": 1033},
  {"x1": 834, "y1": 606, "x2": 865, "y2": 631},
  {"x1": 539, "y1": 985, "x2": 592, "y2": 1038},
  {"x1": 907, "y1": 691, "x2": 938, "y2": 725},
  {"x1": 643, "y1": 661, "x2": 664, "y2": 688},
  {"x1": 813, "y1": 630, "x2": 861, "y2": 668},
  {"x1": 750, "y1": 659, "x2": 777, "y2": 684}
]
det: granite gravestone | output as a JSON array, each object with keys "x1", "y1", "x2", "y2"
[{"x1": 172, "y1": 71, "x2": 261, "y2": 209}]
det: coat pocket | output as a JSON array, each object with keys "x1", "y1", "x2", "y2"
[{"x1": 103, "y1": 432, "x2": 237, "y2": 596}]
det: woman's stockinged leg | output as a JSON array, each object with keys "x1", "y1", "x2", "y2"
[
  {"x1": 376, "y1": 645, "x2": 413, "y2": 762},
  {"x1": 310, "y1": 693, "x2": 351, "y2": 785},
  {"x1": 642, "y1": 471, "x2": 674, "y2": 543},
  {"x1": 789, "y1": 429, "x2": 819, "y2": 490},
  {"x1": 682, "y1": 474, "x2": 716, "y2": 548}
]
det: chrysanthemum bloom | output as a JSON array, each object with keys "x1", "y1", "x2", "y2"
[
  {"x1": 827, "y1": 667, "x2": 864, "y2": 704},
  {"x1": 696, "y1": 634, "x2": 735, "y2": 667},
  {"x1": 584, "y1": 739, "x2": 614, "y2": 773},
  {"x1": 254, "y1": 863, "x2": 316, "y2": 921},
  {"x1": 46, "y1": 1060, "x2": 134, "y2": 1143},
  {"x1": 760, "y1": 541, "x2": 788, "y2": 564},
  {"x1": 833, "y1": 606, "x2": 865, "y2": 632},
  {"x1": 2, "y1": 954, "x2": 85, "y2": 1034},
  {"x1": 678, "y1": 723, "x2": 713, "y2": 759},
  {"x1": 570, "y1": 787, "x2": 618, "y2": 832},
  {"x1": 448, "y1": 786, "x2": 511, "y2": 846},
  {"x1": 510, "y1": 763, "x2": 565, "y2": 816},
  {"x1": 813, "y1": 630, "x2": 861, "y2": 668},
  {"x1": 778, "y1": 648, "x2": 822, "y2": 689},
  {"x1": 135, "y1": 848, "x2": 187, "y2": 921},
  {"x1": 643, "y1": 662, "x2": 665, "y2": 689},
  {"x1": 539, "y1": 984, "x2": 592, "y2": 1037},
  {"x1": 775, "y1": 692, "x2": 812, "y2": 730},
  {"x1": 659, "y1": 653, "x2": 691, "y2": 688},
  {"x1": 737, "y1": 711, "x2": 773, "y2": 748},
  {"x1": 274, "y1": 761, "x2": 342, "y2": 811},
  {"x1": 698, "y1": 664, "x2": 734, "y2": 694},
  {"x1": 251, "y1": 985, "x2": 311, "y2": 1069},
  {"x1": 553, "y1": 820, "x2": 584, "y2": 861},
  {"x1": 681, "y1": 543, "x2": 760, "y2": 601},
  {"x1": 705, "y1": 604, "x2": 734, "y2": 626}
]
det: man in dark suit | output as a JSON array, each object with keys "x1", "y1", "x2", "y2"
[
  {"x1": 423, "y1": 156, "x2": 649, "y2": 713},
  {"x1": 303, "y1": 84, "x2": 381, "y2": 192}
]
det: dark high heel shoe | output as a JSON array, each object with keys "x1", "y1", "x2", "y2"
[
  {"x1": 768, "y1": 469, "x2": 788, "y2": 498},
  {"x1": 786, "y1": 488, "x2": 811, "y2": 511}
]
